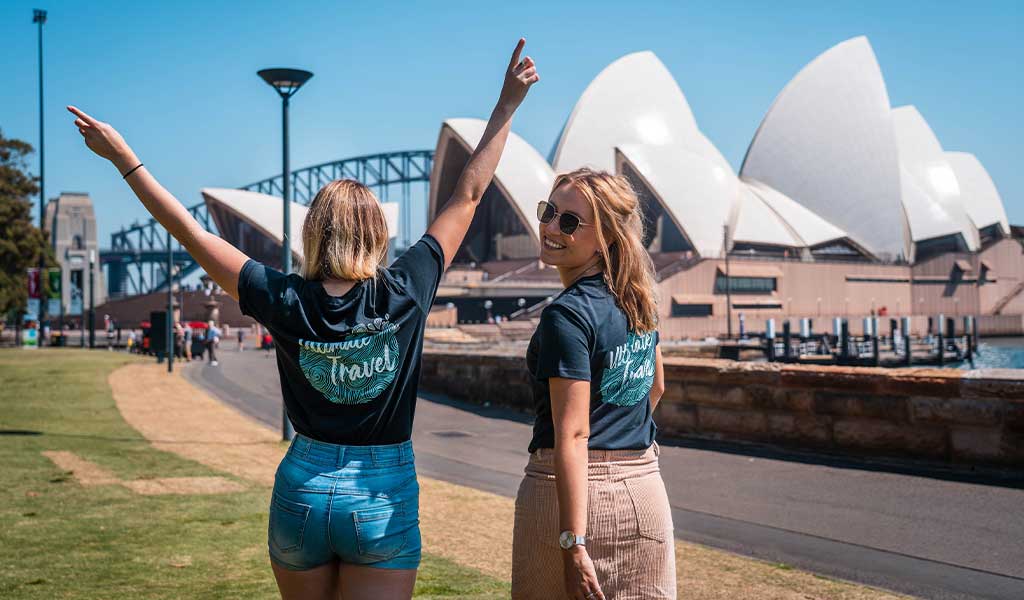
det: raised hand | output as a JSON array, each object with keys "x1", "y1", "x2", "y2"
[
  {"x1": 67, "y1": 106, "x2": 135, "y2": 169},
  {"x1": 498, "y1": 38, "x2": 540, "y2": 110}
]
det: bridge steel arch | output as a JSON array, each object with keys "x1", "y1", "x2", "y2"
[{"x1": 103, "y1": 150, "x2": 434, "y2": 298}]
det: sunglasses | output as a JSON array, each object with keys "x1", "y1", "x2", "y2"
[{"x1": 537, "y1": 200, "x2": 593, "y2": 236}]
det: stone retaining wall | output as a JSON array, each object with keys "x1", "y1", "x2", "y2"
[{"x1": 420, "y1": 350, "x2": 1023, "y2": 467}]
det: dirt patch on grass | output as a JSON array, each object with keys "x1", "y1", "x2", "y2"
[
  {"x1": 110, "y1": 363, "x2": 283, "y2": 486},
  {"x1": 122, "y1": 476, "x2": 245, "y2": 495},
  {"x1": 42, "y1": 450, "x2": 121, "y2": 486},
  {"x1": 41, "y1": 449, "x2": 244, "y2": 495},
  {"x1": 418, "y1": 477, "x2": 514, "y2": 580}
]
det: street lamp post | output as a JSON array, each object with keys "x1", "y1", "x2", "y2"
[
  {"x1": 258, "y1": 67, "x2": 312, "y2": 441},
  {"x1": 723, "y1": 224, "x2": 732, "y2": 340},
  {"x1": 88, "y1": 250, "x2": 95, "y2": 348},
  {"x1": 167, "y1": 231, "x2": 174, "y2": 373},
  {"x1": 33, "y1": 9, "x2": 48, "y2": 340}
]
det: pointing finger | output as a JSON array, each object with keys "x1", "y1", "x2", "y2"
[
  {"x1": 67, "y1": 105, "x2": 98, "y2": 126},
  {"x1": 509, "y1": 38, "x2": 525, "y2": 68}
]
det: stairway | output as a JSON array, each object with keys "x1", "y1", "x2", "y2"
[{"x1": 992, "y1": 281, "x2": 1024, "y2": 315}]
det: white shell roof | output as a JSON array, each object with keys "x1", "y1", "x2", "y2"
[
  {"x1": 201, "y1": 187, "x2": 399, "y2": 261},
  {"x1": 617, "y1": 143, "x2": 737, "y2": 257},
  {"x1": 551, "y1": 51, "x2": 704, "y2": 173},
  {"x1": 740, "y1": 36, "x2": 908, "y2": 261},
  {"x1": 432, "y1": 118, "x2": 554, "y2": 241},
  {"x1": 742, "y1": 178, "x2": 850, "y2": 248},
  {"x1": 944, "y1": 151, "x2": 1010, "y2": 235},
  {"x1": 731, "y1": 186, "x2": 802, "y2": 248},
  {"x1": 896, "y1": 166, "x2": 962, "y2": 243},
  {"x1": 891, "y1": 105, "x2": 979, "y2": 250}
]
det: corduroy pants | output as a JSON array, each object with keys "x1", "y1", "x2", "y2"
[{"x1": 511, "y1": 444, "x2": 676, "y2": 599}]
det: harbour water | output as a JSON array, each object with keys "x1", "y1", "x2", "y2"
[{"x1": 955, "y1": 337, "x2": 1024, "y2": 371}]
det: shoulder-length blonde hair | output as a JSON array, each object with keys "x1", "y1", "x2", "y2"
[
  {"x1": 552, "y1": 168, "x2": 659, "y2": 332},
  {"x1": 300, "y1": 179, "x2": 389, "y2": 281}
]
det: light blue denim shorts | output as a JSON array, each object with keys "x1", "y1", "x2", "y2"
[{"x1": 268, "y1": 434, "x2": 421, "y2": 571}]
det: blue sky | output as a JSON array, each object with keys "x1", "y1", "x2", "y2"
[{"x1": 2, "y1": 0, "x2": 1021, "y2": 242}]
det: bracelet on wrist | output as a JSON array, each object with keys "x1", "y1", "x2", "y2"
[{"x1": 122, "y1": 163, "x2": 144, "y2": 179}]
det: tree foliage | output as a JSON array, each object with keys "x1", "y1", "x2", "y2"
[{"x1": 0, "y1": 129, "x2": 54, "y2": 319}]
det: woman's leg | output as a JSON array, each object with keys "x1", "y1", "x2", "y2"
[
  {"x1": 271, "y1": 559, "x2": 338, "y2": 600},
  {"x1": 337, "y1": 564, "x2": 417, "y2": 600}
]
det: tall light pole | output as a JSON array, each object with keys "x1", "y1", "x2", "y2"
[
  {"x1": 88, "y1": 250, "x2": 95, "y2": 348},
  {"x1": 258, "y1": 67, "x2": 312, "y2": 442},
  {"x1": 33, "y1": 9, "x2": 48, "y2": 339},
  {"x1": 167, "y1": 231, "x2": 174, "y2": 373},
  {"x1": 723, "y1": 224, "x2": 732, "y2": 340}
]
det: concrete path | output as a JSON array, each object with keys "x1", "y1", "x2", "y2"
[{"x1": 183, "y1": 344, "x2": 1024, "y2": 600}]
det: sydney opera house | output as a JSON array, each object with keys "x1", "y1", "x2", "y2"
[
  {"x1": 426, "y1": 36, "x2": 1022, "y2": 338},
  {"x1": 205, "y1": 37, "x2": 1023, "y2": 339}
]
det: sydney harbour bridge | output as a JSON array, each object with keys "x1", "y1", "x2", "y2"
[{"x1": 101, "y1": 150, "x2": 433, "y2": 297}]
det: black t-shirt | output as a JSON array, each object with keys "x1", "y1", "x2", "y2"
[
  {"x1": 237, "y1": 235, "x2": 444, "y2": 445},
  {"x1": 527, "y1": 273, "x2": 659, "y2": 452}
]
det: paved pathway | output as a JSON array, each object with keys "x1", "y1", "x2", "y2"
[{"x1": 183, "y1": 344, "x2": 1024, "y2": 600}]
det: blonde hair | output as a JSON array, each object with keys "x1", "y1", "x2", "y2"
[
  {"x1": 551, "y1": 168, "x2": 659, "y2": 332},
  {"x1": 300, "y1": 179, "x2": 389, "y2": 281}
]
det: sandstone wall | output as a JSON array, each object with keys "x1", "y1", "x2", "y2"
[{"x1": 420, "y1": 350, "x2": 1023, "y2": 467}]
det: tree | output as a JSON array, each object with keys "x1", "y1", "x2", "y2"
[{"x1": 0, "y1": 129, "x2": 55, "y2": 321}]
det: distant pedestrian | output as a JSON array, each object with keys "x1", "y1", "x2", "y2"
[
  {"x1": 183, "y1": 324, "x2": 193, "y2": 361},
  {"x1": 206, "y1": 320, "x2": 220, "y2": 366},
  {"x1": 237, "y1": 327, "x2": 245, "y2": 351}
]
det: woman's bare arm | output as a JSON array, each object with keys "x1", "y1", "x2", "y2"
[
  {"x1": 550, "y1": 378, "x2": 605, "y2": 599},
  {"x1": 427, "y1": 38, "x2": 539, "y2": 269},
  {"x1": 68, "y1": 105, "x2": 250, "y2": 300},
  {"x1": 651, "y1": 345, "x2": 665, "y2": 410}
]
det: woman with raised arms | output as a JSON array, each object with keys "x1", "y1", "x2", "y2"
[{"x1": 69, "y1": 39, "x2": 538, "y2": 600}]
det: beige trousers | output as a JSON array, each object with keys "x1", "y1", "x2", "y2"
[{"x1": 511, "y1": 444, "x2": 676, "y2": 599}]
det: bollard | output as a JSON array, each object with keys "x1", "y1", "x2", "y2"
[
  {"x1": 901, "y1": 316, "x2": 912, "y2": 366},
  {"x1": 766, "y1": 319, "x2": 776, "y2": 362},
  {"x1": 800, "y1": 318, "x2": 810, "y2": 339},
  {"x1": 840, "y1": 320, "x2": 850, "y2": 362},
  {"x1": 962, "y1": 316, "x2": 974, "y2": 353},
  {"x1": 783, "y1": 320, "x2": 792, "y2": 361}
]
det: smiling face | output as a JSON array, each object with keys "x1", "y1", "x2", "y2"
[{"x1": 539, "y1": 183, "x2": 602, "y2": 269}]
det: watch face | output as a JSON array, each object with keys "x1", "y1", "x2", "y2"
[{"x1": 559, "y1": 531, "x2": 572, "y2": 549}]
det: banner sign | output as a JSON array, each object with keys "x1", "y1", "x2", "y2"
[
  {"x1": 47, "y1": 268, "x2": 62, "y2": 315},
  {"x1": 27, "y1": 268, "x2": 41, "y2": 299},
  {"x1": 69, "y1": 286, "x2": 83, "y2": 316}
]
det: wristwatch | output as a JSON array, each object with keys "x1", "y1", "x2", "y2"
[{"x1": 559, "y1": 530, "x2": 586, "y2": 550}]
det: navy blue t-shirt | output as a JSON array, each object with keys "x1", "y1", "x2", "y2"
[
  {"x1": 237, "y1": 235, "x2": 444, "y2": 445},
  {"x1": 527, "y1": 273, "x2": 659, "y2": 453}
]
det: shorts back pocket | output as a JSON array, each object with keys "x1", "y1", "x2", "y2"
[
  {"x1": 269, "y1": 492, "x2": 311, "y2": 554},
  {"x1": 353, "y1": 501, "x2": 410, "y2": 562}
]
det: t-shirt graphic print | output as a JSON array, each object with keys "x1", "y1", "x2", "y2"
[
  {"x1": 299, "y1": 316, "x2": 400, "y2": 404},
  {"x1": 599, "y1": 330, "x2": 656, "y2": 407}
]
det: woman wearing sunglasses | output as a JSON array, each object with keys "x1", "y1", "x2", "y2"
[
  {"x1": 511, "y1": 169, "x2": 675, "y2": 599},
  {"x1": 70, "y1": 39, "x2": 538, "y2": 600}
]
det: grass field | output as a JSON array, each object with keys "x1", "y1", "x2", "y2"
[{"x1": 0, "y1": 349, "x2": 509, "y2": 599}]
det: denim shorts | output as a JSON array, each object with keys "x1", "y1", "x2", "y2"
[{"x1": 268, "y1": 434, "x2": 421, "y2": 571}]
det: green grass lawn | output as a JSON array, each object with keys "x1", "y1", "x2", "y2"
[{"x1": 0, "y1": 349, "x2": 509, "y2": 599}]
